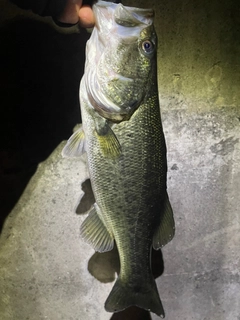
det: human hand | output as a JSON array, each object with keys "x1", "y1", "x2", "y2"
[{"x1": 57, "y1": 0, "x2": 95, "y2": 28}]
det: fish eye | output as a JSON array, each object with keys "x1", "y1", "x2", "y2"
[{"x1": 141, "y1": 40, "x2": 154, "y2": 54}]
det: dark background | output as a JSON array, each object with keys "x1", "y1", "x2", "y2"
[{"x1": 0, "y1": 11, "x2": 90, "y2": 231}]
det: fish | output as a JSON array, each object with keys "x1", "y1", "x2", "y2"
[{"x1": 62, "y1": 1, "x2": 175, "y2": 318}]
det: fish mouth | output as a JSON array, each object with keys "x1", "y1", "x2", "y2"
[
  {"x1": 95, "y1": 1, "x2": 154, "y2": 29},
  {"x1": 93, "y1": 2, "x2": 154, "y2": 46},
  {"x1": 85, "y1": 69, "x2": 138, "y2": 122}
]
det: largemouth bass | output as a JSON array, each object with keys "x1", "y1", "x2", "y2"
[{"x1": 63, "y1": 1, "x2": 175, "y2": 318}]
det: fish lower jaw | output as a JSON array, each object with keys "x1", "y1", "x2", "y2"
[
  {"x1": 85, "y1": 72, "x2": 120, "y2": 109},
  {"x1": 85, "y1": 86, "x2": 130, "y2": 123},
  {"x1": 85, "y1": 70, "x2": 138, "y2": 122}
]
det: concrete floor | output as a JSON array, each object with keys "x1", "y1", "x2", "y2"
[
  {"x1": 0, "y1": 145, "x2": 114, "y2": 320},
  {"x1": 1, "y1": 0, "x2": 240, "y2": 319}
]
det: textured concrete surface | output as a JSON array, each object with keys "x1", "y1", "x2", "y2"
[
  {"x1": 1, "y1": 0, "x2": 240, "y2": 319},
  {"x1": 160, "y1": 107, "x2": 240, "y2": 320},
  {"x1": 0, "y1": 145, "x2": 114, "y2": 320}
]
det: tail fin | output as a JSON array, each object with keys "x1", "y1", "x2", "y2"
[{"x1": 104, "y1": 277, "x2": 165, "y2": 318}]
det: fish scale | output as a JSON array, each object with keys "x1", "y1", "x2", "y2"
[
  {"x1": 80, "y1": 84, "x2": 168, "y2": 314},
  {"x1": 62, "y1": 1, "x2": 175, "y2": 318}
]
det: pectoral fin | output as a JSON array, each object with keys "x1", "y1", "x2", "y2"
[
  {"x1": 94, "y1": 117, "x2": 121, "y2": 159},
  {"x1": 80, "y1": 204, "x2": 114, "y2": 253},
  {"x1": 153, "y1": 193, "x2": 175, "y2": 249},
  {"x1": 62, "y1": 127, "x2": 86, "y2": 158}
]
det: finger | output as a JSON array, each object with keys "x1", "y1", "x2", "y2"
[{"x1": 78, "y1": 5, "x2": 95, "y2": 28}]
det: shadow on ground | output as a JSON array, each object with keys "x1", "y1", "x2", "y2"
[{"x1": 0, "y1": 16, "x2": 89, "y2": 232}]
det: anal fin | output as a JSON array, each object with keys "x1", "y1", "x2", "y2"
[
  {"x1": 153, "y1": 193, "x2": 175, "y2": 250},
  {"x1": 80, "y1": 205, "x2": 114, "y2": 253}
]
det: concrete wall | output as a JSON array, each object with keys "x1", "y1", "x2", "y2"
[{"x1": 0, "y1": 0, "x2": 240, "y2": 319}]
